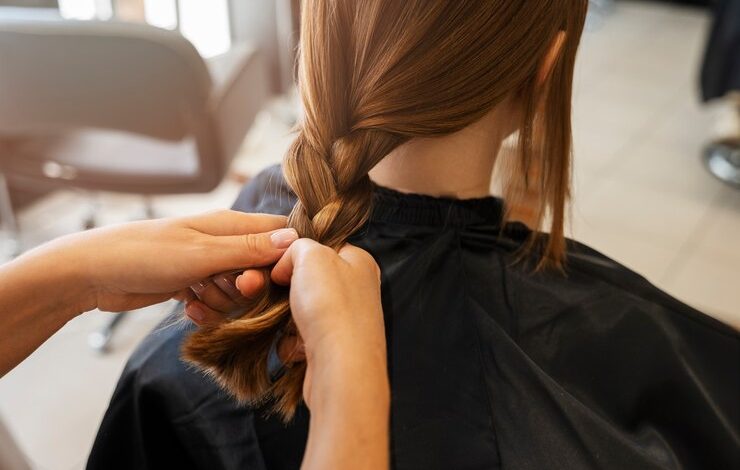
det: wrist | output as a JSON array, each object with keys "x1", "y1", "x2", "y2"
[
  {"x1": 304, "y1": 345, "x2": 390, "y2": 470},
  {"x1": 27, "y1": 236, "x2": 97, "y2": 317},
  {"x1": 309, "y1": 339, "x2": 390, "y2": 410}
]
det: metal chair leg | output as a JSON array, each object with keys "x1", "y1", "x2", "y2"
[
  {"x1": 0, "y1": 173, "x2": 21, "y2": 257},
  {"x1": 143, "y1": 195, "x2": 156, "y2": 219},
  {"x1": 88, "y1": 312, "x2": 129, "y2": 353},
  {"x1": 703, "y1": 138, "x2": 740, "y2": 188},
  {"x1": 78, "y1": 190, "x2": 102, "y2": 230}
]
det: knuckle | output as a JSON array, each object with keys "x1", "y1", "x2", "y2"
[
  {"x1": 242, "y1": 232, "x2": 266, "y2": 254},
  {"x1": 353, "y1": 246, "x2": 378, "y2": 267},
  {"x1": 298, "y1": 241, "x2": 339, "y2": 269},
  {"x1": 298, "y1": 239, "x2": 328, "y2": 257},
  {"x1": 318, "y1": 244, "x2": 336, "y2": 257},
  {"x1": 355, "y1": 250, "x2": 381, "y2": 280},
  {"x1": 371, "y1": 260, "x2": 381, "y2": 280},
  {"x1": 292, "y1": 238, "x2": 314, "y2": 251},
  {"x1": 290, "y1": 238, "x2": 312, "y2": 260}
]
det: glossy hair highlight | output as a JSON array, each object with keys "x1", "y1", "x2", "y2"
[{"x1": 184, "y1": 0, "x2": 588, "y2": 420}]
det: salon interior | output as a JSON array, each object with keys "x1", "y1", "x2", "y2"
[{"x1": 0, "y1": 0, "x2": 737, "y2": 468}]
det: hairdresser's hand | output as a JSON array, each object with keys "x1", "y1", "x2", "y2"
[
  {"x1": 182, "y1": 261, "x2": 276, "y2": 322},
  {"x1": 0, "y1": 210, "x2": 298, "y2": 378},
  {"x1": 273, "y1": 240, "x2": 390, "y2": 469},
  {"x1": 181, "y1": 268, "x2": 254, "y2": 321},
  {"x1": 185, "y1": 239, "x2": 388, "y2": 393},
  {"x1": 54, "y1": 210, "x2": 297, "y2": 313},
  {"x1": 185, "y1": 239, "x2": 389, "y2": 469},
  {"x1": 270, "y1": 240, "x2": 388, "y2": 406}
]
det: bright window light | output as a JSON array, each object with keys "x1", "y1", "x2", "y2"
[
  {"x1": 59, "y1": 0, "x2": 112, "y2": 20},
  {"x1": 144, "y1": 0, "x2": 178, "y2": 30},
  {"x1": 61, "y1": 0, "x2": 231, "y2": 58},
  {"x1": 179, "y1": 0, "x2": 231, "y2": 58}
]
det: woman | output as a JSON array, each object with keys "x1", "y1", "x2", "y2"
[{"x1": 89, "y1": 1, "x2": 740, "y2": 469}]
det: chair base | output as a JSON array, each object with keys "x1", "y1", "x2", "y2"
[{"x1": 703, "y1": 139, "x2": 740, "y2": 188}]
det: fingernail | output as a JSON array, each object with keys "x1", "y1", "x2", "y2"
[
  {"x1": 234, "y1": 275, "x2": 243, "y2": 290},
  {"x1": 186, "y1": 303, "x2": 205, "y2": 322},
  {"x1": 271, "y1": 228, "x2": 298, "y2": 249},
  {"x1": 190, "y1": 279, "x2": 209, "y2": 296},
  {"x1": 213, "y1": 274, "x2": 242, "y2": 300}
]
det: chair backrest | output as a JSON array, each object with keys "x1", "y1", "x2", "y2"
[{"x1": 0, "y1": 18, "x2": 213, "y2": 142}]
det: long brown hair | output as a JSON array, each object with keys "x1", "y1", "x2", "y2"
[{"x1": 184, "y1": 0, "x2": 588, "y2": 420}]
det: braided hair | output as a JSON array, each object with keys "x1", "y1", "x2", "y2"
[{"x1": 184, "y1": 0, "x2": 588, "y2": 420}]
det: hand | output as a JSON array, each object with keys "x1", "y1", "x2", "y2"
[
  {"x1": 273, "y1": 240, "x2": 389, "y2": 469},
  {"x1": 272, "y1": 239, "x2": 388, "y2": 409},
  {"x1": 180, "y1": 268, "x2": 260, "y2": 321},
  {"x1": 184, "y1": 238, "x2": 388, "y2": 406},
  {"x1": 181, "y1": 239, "x2": 389, "y2": 469},
  {"x1": 180, "y1": 258, "x2": 274, "y2": 323},
  {"x1": 42, "y1": 210, "x2": 298, "y2": 313}
]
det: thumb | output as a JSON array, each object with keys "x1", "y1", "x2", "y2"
[{"x1": 207, "y1": 228, "x2": 299, "y2": 271}]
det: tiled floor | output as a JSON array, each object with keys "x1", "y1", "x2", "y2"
[
  {"x1": 0, "y1": 2, "x2": 738, "y2": 469},
  {"x1": 568, "y1": 1, "x2": 739, "y2": 327}
]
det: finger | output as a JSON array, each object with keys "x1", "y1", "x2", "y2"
[
  {"x1": 184, "y1": 299, "x2": 224, "y2": 326},
  {"x1": 190, "y1": 279, "x2": 243, "y2": 314},
  {"x1": 337, "y1": 243, "x2": 375, "y2": 266},
  {"x1": 212, "y1": 272, "x2": 250, "y2": 304},
  {"x1": 185, "y1": 210, "x2": 287, "y2": 236},
  {"x1": 208, "y1": 228, "x2": 299, "y2": 271},
  {"x1": 173, "y1": 289, "x2": 196, "y2": 303},
  {"x1": 338, "y1": 244, "x2": 380, "y2": 279},
  {"x1": 235, "y1": 269, "x2": 267, "y2": 298},
  {"x1": 271, "y1": 238, "x2": 323, "y2": 286}
]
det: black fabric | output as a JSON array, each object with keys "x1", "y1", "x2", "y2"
[
  {"x1": 88, "y1": 165, "x2": 740, "y2": 470},
  {"x1": 701, "y1": 0, "x2": 740, "y2": 101}
]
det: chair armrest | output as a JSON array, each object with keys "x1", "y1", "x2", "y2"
[{"x1": 207, "y1": 42, "x2": 272, "y2": 167}]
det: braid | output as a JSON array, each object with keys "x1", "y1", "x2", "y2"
[
  {"x1": 286, "y1": 129, "x2": 403, "y2": 246},
  {"x1": 183, "y1": 0, "x2": 587, "y2": 420},
  {"x1": 183, "y1": 127, "x2": 403, "y2": 420}
]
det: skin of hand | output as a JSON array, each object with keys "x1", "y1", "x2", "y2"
[
  {"x1": 0, "y1": 210, "x2": 298, "y2": 377},
  {"x1": 74, "y1": 210, "x2": 297, "y2": 313},
  {"x1": 270, "y1": 240, "x2": 388, "y2": 404},
  {"x1": 185, "y1": 239, "x2": 390, "y2": 470},
  {"x1": 180, "y1": 265, "x2": 257, "y2": 321},
  {"x1": 272, "y1": 239, "x2": 390, "y2": 470}
]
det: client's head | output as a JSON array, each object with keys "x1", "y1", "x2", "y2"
[{"x1": 184, "y1": 0, "x2": 588, "y2": 420}]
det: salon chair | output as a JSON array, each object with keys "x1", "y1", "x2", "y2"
[
  {"x1": 0, "y1": 15, "x2": 270, "y2": 350},
  {"x1": 0, "y1": 16, "x2": 269, "y2": 222}
]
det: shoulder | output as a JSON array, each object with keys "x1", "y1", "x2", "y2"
[
  {"x1": 231, "y1": 164, "x2": 295, "y2": 216},
  {"x1": 498, "y1": 223, "x2": 738, "y2": 341}
]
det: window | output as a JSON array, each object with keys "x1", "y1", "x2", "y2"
[
  {"x1": 175, "y1": 0, "x2": 231, "y2": 57},
  {"x1": 58, "y1": 0, "x2": 231, "y2": 58},
  {"x1": 58, "y1": 0, "x2": 112, "y2": 20}
]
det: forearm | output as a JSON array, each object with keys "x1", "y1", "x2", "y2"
[
  {"x1": 0, "y1": 242, "x2": 91, "y2": 376},
  {"x1": 302, "y1": 351, "x2": 390, "y2": 470}
]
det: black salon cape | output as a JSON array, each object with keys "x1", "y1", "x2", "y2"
[{"x1": 87, "y1": 165, "x2": 739, "y2": 470}]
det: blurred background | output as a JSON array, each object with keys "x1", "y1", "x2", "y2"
[{"x1": 0, "y1": 0, "x2": 737, "y2": 468}]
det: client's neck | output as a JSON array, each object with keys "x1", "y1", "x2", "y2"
[{"x1": 369, "y1": 109, "x2": 508, "y2": 200}]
